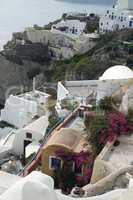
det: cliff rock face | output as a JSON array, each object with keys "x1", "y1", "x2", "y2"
[
  {"x1": 0, "y1": 33, "x2": 53, "y2": 105},
  {"x1": 4, "y1": 41, "x2": 51, "y2": 64},
  {"x1": 25, "y1": 28, "x2": 97, "y2": 60},
  {"x1": 0, "y1": 54, "x2": 43, "y2": 105},
  {"x1": 54, "y1": 30, "x2": 133, "y2": 81}
]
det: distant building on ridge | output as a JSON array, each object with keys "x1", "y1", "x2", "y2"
[{"x1": 99, "y1": 0, "x2": 133, "y2": 33}]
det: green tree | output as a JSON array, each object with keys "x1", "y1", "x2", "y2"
[{"x1": 98, "y1": 96, "x2": 118, "y2": 113}]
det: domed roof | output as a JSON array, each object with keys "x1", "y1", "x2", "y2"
[{"x1": 99, "y1": 65, "x2": 133, "y2": 80}]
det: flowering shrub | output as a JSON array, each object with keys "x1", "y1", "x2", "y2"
[
  {"x1": 83, "y1": 168, "x2": 93, "y2": 184},
  {"x1": 88, "y1": 111, "x2": 133, "y2": 154},
  {"x1": 55, "y1": 150, "x2": 94, "y2": 186},
  {"x1": 107, "y1": 112, "x2": 133, "y2": 142}
]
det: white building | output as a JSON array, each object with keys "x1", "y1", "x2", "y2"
[
  {"x1": 55, "y1": 82, "x2": 71, "y2": 117},
  {"x1": 13, "y1": 115, "x2": 49, "y2": 156},
  {"x1": 51, "y1": 20, "x2": 86, "y2": 38},
  {"x1": 1, "y1": 90, "x2": 50, "y2": 128},
  {"x1": 56, "y1": 65, "x2": 133, "y2": 112},
  {"x1": 0, "y1": 114, "x2": 49, "y2": 173},
  {"x1": 0, "y1": 86, "x2": 50, "y2": 172},
  {"x1": 97, "y1": 65, "x2": 133, "y2": 101},
  {"x1": 117, "y1": 0, "x2": 133, "y2": 9},
  {"x1": 99, "y1": 0, "x2": 133, "y2": 33}
]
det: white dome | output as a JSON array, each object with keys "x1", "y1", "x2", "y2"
[{"x1": 99, "y1": 65, "x2": 133, "y2": 80}]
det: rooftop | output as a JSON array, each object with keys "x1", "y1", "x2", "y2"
[
  {"x1": 45, "y1": 128, "x2": 83, "y2": 152},
  {"x1": 0, "y1": 127, "x2": 16, "y2": 146},
  {"x1": 53, "y1": 19, "x2": 86, "y2": 29},
  {"x1": 26, "y1": 142, "x2": 40, "y2": 158},
  {"x1": 1, "y1": 89, "x2": 50, "y2": 128},
  {"x1": 23, "y1": 115, "x2": 49, "y2": 136},
  {"x1": 0, "y1": 171, "x2": 21, "y2": 195},
  {"x1": 105, "y1": 135, "x2": 133, "y2": 169},
  {"x1": 99, "y1": 65, "x2": 133, "y2": 80},
  {"x1": 65, "y1": 80, "x2": 98, "y2": 98},
  {"x1": 44, "y1": 116, "x2": 90, "y2": 153},
  {"x1": 18, "y1": 90, "x2": 50, "y2": 104}
]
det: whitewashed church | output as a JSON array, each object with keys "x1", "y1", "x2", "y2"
[{"x1": 99, "y1": 0, "x2": 133, "y2": 33}]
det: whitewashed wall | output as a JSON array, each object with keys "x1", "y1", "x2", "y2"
[{"x1": 1, "y1": 95, "x2": 37, "y2": 128}]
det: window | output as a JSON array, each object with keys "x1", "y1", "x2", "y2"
[
  {"x1": 129, "y1": 21, "x2": 133, "y2": 27},
  {"x1": 49, "y1": 157, "x2": 62, "y2": 170},
  {"x1": 26, "y1": 132, "x2": 32, "y2": 139},
  {"x1": 111, "y1": 15, "x2": 114, "y2": 20},
  {"x1": 74, "y1": 163, "x2": 83, "y2": 176},
  {"x1": 121, "y1": 17, "x2": 123, "y2": 22}
]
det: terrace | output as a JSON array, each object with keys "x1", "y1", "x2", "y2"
[
  {"x1": 105, "y1": 135, "x2": 133, "y2": 169},
  {"x1": 91, "y1": 133, "x2": 133, "y2": 184}
]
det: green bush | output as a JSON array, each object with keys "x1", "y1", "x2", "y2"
[
  {"x1": 98, "y1": 96, "x2": 118, "y2": 113},
  {"x1": 88, "y1": 115, "x2": 108, "y2": 154}
]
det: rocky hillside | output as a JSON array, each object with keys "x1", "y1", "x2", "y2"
[
  {"x1": 52, "y1": 30, "x2": 133, "y2": 81},
  {"x1": 0, "y1": 29, "x2": 133, "y2": 105},
  {"x1": 0, "y1": 53, "x2": 47, "y2": 106},
  {"x1": 0, "y1": 34, "x2": 53, "y2": 105}
]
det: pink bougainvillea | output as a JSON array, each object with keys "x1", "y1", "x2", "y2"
[
  {"x1": 56, "y1": 150, "x2": 94, "y2": 185},
  {"x1": 93, "y1": 112, "x2": 133, "y2": 145},
  {"x1": 55, "y1": 111, "x2": 133, "y2": 187},
  {"x1": 107, "y1": 112, "x2": 133, "y2": 142}
]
